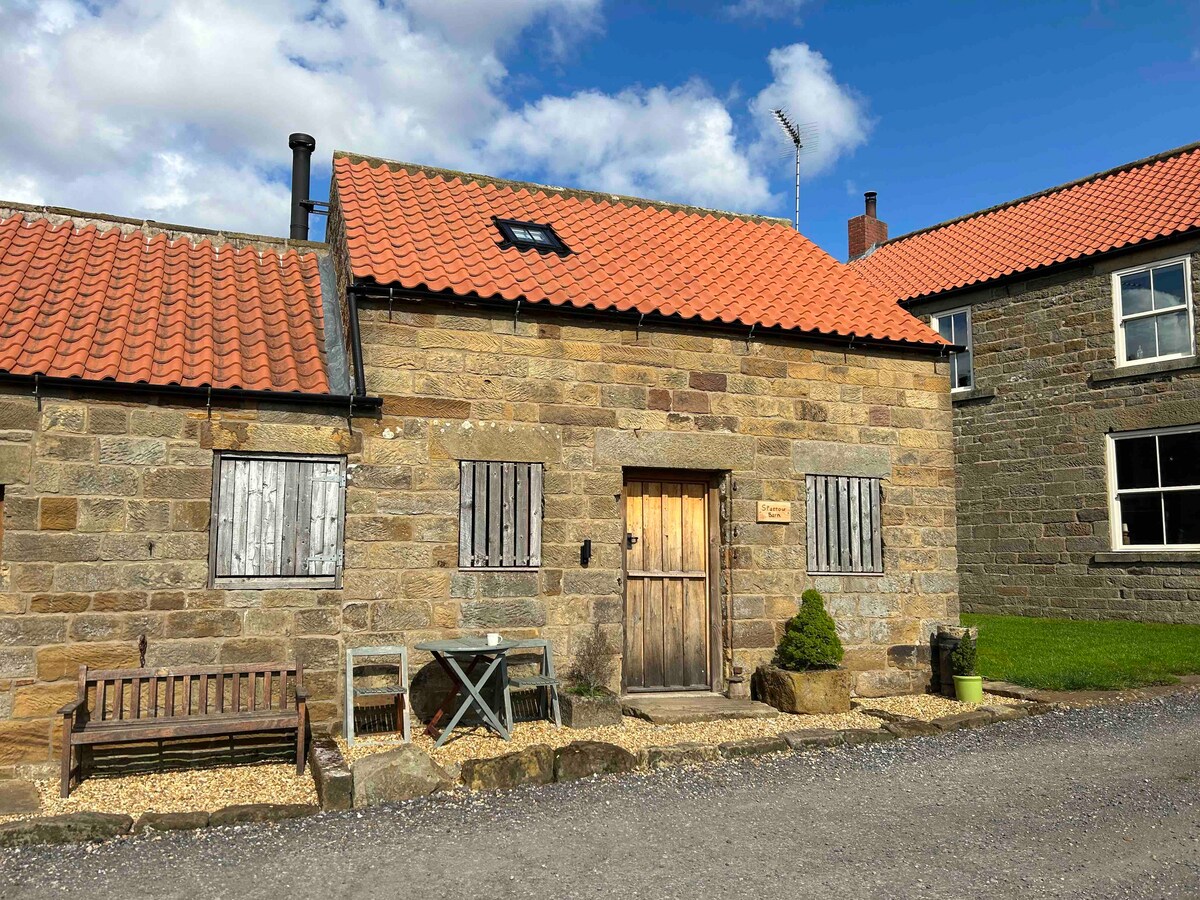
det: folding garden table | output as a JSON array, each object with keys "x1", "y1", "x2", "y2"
[{"x1": 414, "y1": 638, "x2": 520, "y2": 748}]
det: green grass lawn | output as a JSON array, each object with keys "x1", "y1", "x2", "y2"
[{"x1": 961, "y1": 613, "x2": 1200, "y2": 691}]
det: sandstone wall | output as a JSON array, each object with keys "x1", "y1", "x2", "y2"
[
  {"x1": 0, "y1": 397, "x2": 356, "y2": 772},
  {"x1": 0, "y1": 299, "x2": 958, "y2": 771},
  {"x1": 351, "y1": 299, "x2": 957, "y2": 698},
  {"x1": 911, "y1": 240, "x2": 1200, "y2": 622}
]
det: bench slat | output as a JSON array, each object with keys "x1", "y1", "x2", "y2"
[
  {"x1": 86, "y1": 663, "x2": 301, "y2": 681},
  {"x1": 72, "y1": 713, "x2": 298, "y2": 745}
]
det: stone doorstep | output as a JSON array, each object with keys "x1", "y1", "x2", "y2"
[{"x1": 620, "y1": 693, "x2": 779, "y2": 725}]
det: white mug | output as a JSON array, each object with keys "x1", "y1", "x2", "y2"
[{"x1": 486, "y1": 633, "x2": 501, "y2": 646}]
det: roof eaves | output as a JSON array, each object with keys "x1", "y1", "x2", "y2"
[{"x1": 349, "y1": 279, "x2": 949, "y2": 354}]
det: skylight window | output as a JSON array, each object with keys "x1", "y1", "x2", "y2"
[{"x1": 494, "y1": 218, "x2": 570, "y2": 255}]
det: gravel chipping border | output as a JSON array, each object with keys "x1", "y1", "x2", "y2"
[
  {"x1": 0, "y1": 692, "x2": 1014, "y2": 825},
  {"x1": 1, "y1": 694, "x2": 1198, "y2": 899}
]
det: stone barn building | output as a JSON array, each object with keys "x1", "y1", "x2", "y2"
[
  {"x1": 0, "y1": 143, "x2": 958, "y2": 772},
  {"x1": 853, "y1": 142, "x2": 1200, "y2": 624}
]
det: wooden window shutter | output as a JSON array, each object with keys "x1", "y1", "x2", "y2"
[
  {"x1": 459, "y1": 461, "x2": 543, "y2": 568},
  {"x1": 210, "y1": 453, "x2": 346, "y2": 589},
  {"x1": 805, "y1": 474, "x2": 882, "y2": 575}
]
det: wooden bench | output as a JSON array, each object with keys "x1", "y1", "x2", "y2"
[{"x1": 58, "y1": 662, "x2": 307, "y2": 798}]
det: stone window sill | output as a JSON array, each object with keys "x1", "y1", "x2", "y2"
[
  {"x1": 950, "y1": 386, "x2": 996, "y2": 404},
  {"x1": 1092, "y1": 551, "x2": 1200, "y2": 565},
  {"x1": 1089, "y1": 356, "x2": 1200, "y2": 385},
  {"x1": 460, "y1": 566, "x2": 539, "y2": 572}
]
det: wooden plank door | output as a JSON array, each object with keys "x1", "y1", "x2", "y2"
[{"x1": 624, "y1": 477, "x2": 712, "y2": 691}]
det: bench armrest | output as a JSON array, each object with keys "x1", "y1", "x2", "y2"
[{"x1": 57, "y1": 698, "x2": 84, "y2": 717}]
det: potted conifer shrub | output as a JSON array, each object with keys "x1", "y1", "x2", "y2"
[
  {"x1": 951, "y1": 631, "x2": 983, "y2": 703},
  {"x1": 753, "y1": 589, "x2": 852, "y2": 714},
  {"x1": 560, "y1": 624, "x2": 623, "y2": 728}
]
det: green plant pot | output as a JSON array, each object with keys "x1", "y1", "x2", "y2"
[{"x1": 953, "y1": 675, "x2": 983, "y2": 704}]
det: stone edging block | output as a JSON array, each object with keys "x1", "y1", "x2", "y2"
[
  {"x1": 310, "y1": 737, "x2": 353, "y2": 811},
  {"x1": 718, "y1": 735, "x2": 788, "y2": 759},
  {"x1": 207, "y1": 804, "x2": 321, "y2": 828},
  {"x1": 133, "y1": 811, "x2": 210, "y2": 835},
  {"x1": 0, "y1": 812, "x2": 133, "y2": 848}
]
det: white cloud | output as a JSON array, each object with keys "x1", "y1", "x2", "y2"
[
  {"x1": 0, "y1": 3, "x2": 869, "y2": 235},
  {"x1": 485, "y1": 83, "x2": 772, "y2": 211},
  {"x1": 725, "y1": 0, "x2": 812, "y2": 21},
  {"x1": 0, "y1": 0, "x2": 594, "y2": 234},
  {"x1": 749, "y1": 43, "x2": 871, "y2": 178}
]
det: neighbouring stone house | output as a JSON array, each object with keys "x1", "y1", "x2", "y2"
[
  {"x1": 0, "y1": 141, "x2": 957, "y2": 772},
  {"x1": 852, "y1": 142, "x2": 1200, "y2": 623}
]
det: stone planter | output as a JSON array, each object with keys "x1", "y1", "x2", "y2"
[
  {"x1": 753, "y1": 665, "x2": 852, "y2": 714},
  {"x1": 559, "y1": 688, "x2": 623, "y2": 729}
]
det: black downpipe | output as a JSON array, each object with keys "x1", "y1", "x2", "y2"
[
  {"x1": 289, "y1": 133, "x2": 316, "y2": 241},
  {"x1": 347, "y1": 288, "x2": 368, "y2": 398}
]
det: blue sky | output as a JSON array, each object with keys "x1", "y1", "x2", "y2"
[
  {"x1": 497, "y1": 0, "x2": 1200, "y2": 255},
  {"x1": 2, "y1": 1, "x2": 1199, "y2": 259}
]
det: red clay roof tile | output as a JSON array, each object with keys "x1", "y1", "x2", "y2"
[
  {"x1": 852, "y1": 143, "x2": 1200, "y2": 302},
  {"x1": 0, "y1": 210, "x2": 332, "y2": 393},
  {"x1": 333, "y1": 155, "x2": 944, "y2": 348}
]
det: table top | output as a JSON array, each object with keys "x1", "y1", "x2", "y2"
[{"x1": 414, "y1": 637, "x2": 522, "y2": 654}]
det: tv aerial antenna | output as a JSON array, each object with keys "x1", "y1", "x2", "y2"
[{"x1": 772, "y1": 108, "x2": 819, "y2": 232}]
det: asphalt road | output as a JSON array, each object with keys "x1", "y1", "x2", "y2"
[{"x1": 3, "y1": 694, "x2": 1199, "y2": 900}]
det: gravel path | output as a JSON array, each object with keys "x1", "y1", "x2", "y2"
[{"x1": 3, "y1": 693, "x2": 1199, "y2": 900}]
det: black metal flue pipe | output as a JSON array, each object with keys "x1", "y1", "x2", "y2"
[{"x1": 288, "y1": 132, "x2": 316, "y2": 240}]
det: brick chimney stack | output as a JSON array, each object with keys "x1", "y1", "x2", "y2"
[{"x1": 848, "y1": 191, "x2": 888, "y2": 261}]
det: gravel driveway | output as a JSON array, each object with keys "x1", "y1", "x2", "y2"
[{"x1": 3, "y1": 694, "x2": 1199, "y2": 900}]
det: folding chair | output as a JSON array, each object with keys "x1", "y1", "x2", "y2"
[
  {"x1": 345, "y1": 645, "x2": 411, "y2": 747},
  {"x1": 502, "y1": 638, "x2": 561, "y2": 730}
]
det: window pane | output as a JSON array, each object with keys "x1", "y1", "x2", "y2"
[
  {"x1": 1152, "y1": 263, "x2": 1186, "y2": 310},
  {"x1": 510, "y1": 227, "x2": 532, "y2": 241},
  {"x1": 1120, "y1": 270, "x2": 1153, "y2": 316},
  {"x1": 1156, "y1": 310, "x2": 1191, "y2": 357},
  {"x1": 528, "y1": 229, "x2": 553, "y2": 245},
  {"x1": 1123, "y1": 317, "x2": 1157, "y2": 361},
  {"x1": 953, "y1": 350, "x2": 973, "y2": 389},
  {"x1": 1119, "y1": 493, "x2": 1164, "y2": 545},
  {"x1": 1114, "y1": 435, "x2": 1159, "y2": 489},
  {"x1": 936, "y1": 316, "x2": 954, "y2": 341},
  {"x1": 1159, "y1": 431, "x2": 1200, "y2": 487},
  {"x1": 952, "y1": 312, "x2": 968, "y2": 346},
  {"x1": 1163, "y1": 490, "x2": 1200, "y2": 545}
]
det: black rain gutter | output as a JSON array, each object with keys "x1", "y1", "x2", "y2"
[
  {"x1": 0, "y1": 373, "x2": 382, "y2": 411},
  {"x1": 348, "y1": 281, "x2": 949, "y2": 356}
]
